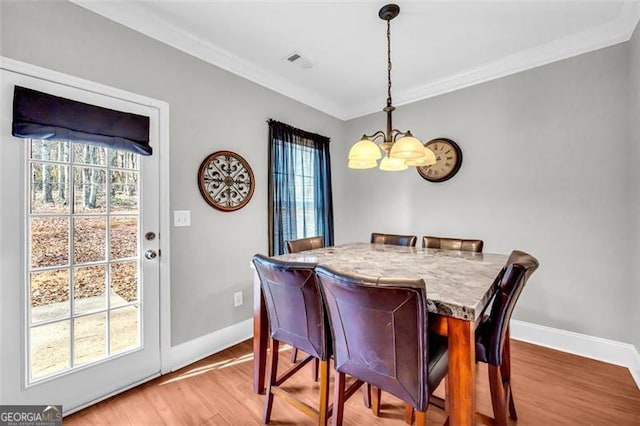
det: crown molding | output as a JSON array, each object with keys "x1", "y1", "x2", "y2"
[
  {"x1": 72, "y1": 1, "x2": 640, "y2": 122},
  {"x1": 346, "y1": 2, "x2": 640, "y2": 120},
  {"x1": 70, "y1": 0, "x2": 349, "y2": 120}
]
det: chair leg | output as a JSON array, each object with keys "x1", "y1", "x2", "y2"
[
  {"x1": 371, "y1": 386, "x2": 381, "y2": 416},
  {"x1": 318, "y1": 359, "x2": 330, "y2": 426},
  {"x1": 290, "y1": 347, "x2": 298, "y2": 363},
  {"x1": 415, "y1": 410, "x2": 427, "y2": 426},
  {"x1": 404, "y1": 403, "x2": 415, "y2": 424},
  {"x1": 488, "y1": 364, "x2": 508, "y2": 426},
  {"x1": 332, "y1": 371, "x2": 346, "y2": 426},
  {"x1": 263, "y1": 339, "x2": 280, "y2": 424},
  {"x1": 444, "y1": 374, "x2": 450, "y2": 413},
  {"x1": 502, "y1": 328, "x2": 517, "y2": 420},
  {"x1": 507, "y1": 389, "x2": 518, "y2": 421},
  {"x1": 362, "y1": 383, "x2": 372, "y2": 408},
  {"x1": 313, "y1": 357, "x2": 319, "y2": 382}
]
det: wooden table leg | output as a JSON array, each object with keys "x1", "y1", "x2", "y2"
[
  {"x1": 253, "y1": 270, "x2": 268, "y2": 394},
  {"x1": 447, "y1": 317, "x2": 476, "y2": 426}
]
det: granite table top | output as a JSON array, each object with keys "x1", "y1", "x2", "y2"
[{"x1": 270, "y1": 242, "x2": 509, "y2": 321}]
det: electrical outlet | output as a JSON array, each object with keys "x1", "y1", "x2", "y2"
[{"x1": 233, "y1": 291, "x2": 243, "y2": 307}]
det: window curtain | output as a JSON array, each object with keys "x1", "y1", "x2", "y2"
[
  {"x1": 268, "y1": 119, "x2": 334, "y2": 256},
  {"x1": 12, "y1": 86, "x2": 151, "y2": 155}
]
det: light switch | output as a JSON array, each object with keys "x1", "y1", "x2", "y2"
[{"x1": 174, "y1": 210, "x2": 191, "y2": 227}]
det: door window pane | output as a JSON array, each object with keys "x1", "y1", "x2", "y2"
[
  {"x1": 30, "y1": 139, "x2": 69, "y2": 162},
  {"x1": 30, "y1": 163, "x2": 70, "y2": 214},
  {"x1": 74, "y1": 265, "x2": 107, "y2": 315},
  {"x1": 31, "y1": 217, "x2": 69, "y2": 268},
  {"x1": 30, "y1": 269, "x2": 70, "y2": 324},
  {"x1": 73, "y1": 167, "x2": 107, "y2": 213},
  {"x1": 110, "y1": 170, "x2": 138, "y2": 213},
  {"x1": 110, "y1": 217, "x2": 138, "y2": 260},
  {"x1": 110, "y1": 150, "x2": 139, "y2": 170},
  {"x1": 110, "y1": 306, "x2": 139, "y2": 354},
  {"x1": 110, "y1": 261, "x2": 138, "y2": 307},
  {"x1": 74, "y1": 313, "x2": 107, "y2": 366},
  {"x1": 30, "y1": 321, "x2": 70, "y2": 380},
  {"x1": 73, "y1": 217, "x2": 107, "y2": 263},
  {"x1": 73, "y1": 144, "x2": 106, "y2": 166}
]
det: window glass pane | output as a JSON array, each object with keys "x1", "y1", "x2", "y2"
[
  {"x1": 110, "y1": 261, "x2": 138, "y2": 307},
  {"x1": 74, "y1": 313, "x2": 107, "y2": 366},
  {"x1": 30, "y1": 163, "x2": 70, "y2": 214},
  {"x1": 293, "y1": 145, "x2": 317, "y2": 238},
  {"x1": 30, "y1": 269, "x2": 70, "y2": 324},
  {"x1": 73, "y1": 167, "x2": 107, "y2": 213},
  {"x1": 31, "y1": 217, "x2": 69, "y2": 268},
  {"x1": 110, "y1": 170, "x2": 138, "y2": 213},
  {"x1": 30, "y1": 139, "x2": 69, "y2": 162},
  {"x1": 73, "y1": 217, "x2": 106, "y2": 263},
  {"x1": 110, "y1": 305, "x2": 140, "y2": 354},
  {"x1": 74, "y1": 265, "x2": 107, "y2": 315},
  {"x1": 73, "y1": 144, "x2": 107, "y2": 166},
  {"x1": 30, "y1": 320, "x2": 70, "y2": 380},
  {"x1": 110, "y1": 217, "x2": 138, "y2": 260}
]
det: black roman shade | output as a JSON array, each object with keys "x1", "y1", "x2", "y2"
[{"x1": 12, "y1": 86, "x2": 152, "y2": 155}]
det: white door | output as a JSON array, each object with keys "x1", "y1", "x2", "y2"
[{"x1": 0, "y1": 68, "x2": 161, "y2": 414}]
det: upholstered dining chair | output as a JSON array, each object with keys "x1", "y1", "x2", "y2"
[
  {"x1": 371, "y1": 232, "x2": 417, "y2": 247},
  {"x1": 422, "y1": 235, "x2": 484, "y2": 253},
  {"x1": 284, "y1": 236, "x2": 326, "y2": 364},
  {"x1": 286, "y1": 236, "x2": 325, "y2": 254},
  {"x1": 252, "y1": 254, "x2": 331, "y2": 425},
  {"x1": 405, "y1": 249, "x2": 539, "y2": 426},
  {"x1": 316, "y1": 265, "x2": 448, "y2": 426},
  {"x1": 474, "y1": 250, "x2": 539, "y2": 426}
]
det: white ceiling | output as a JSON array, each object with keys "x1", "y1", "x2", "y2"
[{"x1": 73, "y1": 1, "x2": 640, "y2": 120}]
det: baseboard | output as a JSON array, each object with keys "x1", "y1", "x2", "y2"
[
  {"x1": 166, "y1": 318, "x2": 253, "y2": 373},
  {"x1": 510, "y1": 319, "x2": 640, "y2": 389},
  {"x1": 164, "y1": 318, "x2": 640, "y2": 390}
]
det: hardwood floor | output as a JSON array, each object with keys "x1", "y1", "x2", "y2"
[{"x1": 65, "y1": 339, "x2": 640, "y2": 425}]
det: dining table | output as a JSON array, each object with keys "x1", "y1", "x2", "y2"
[{"x1": 252, "y1": 242, "x2": 509, "y2": 426}]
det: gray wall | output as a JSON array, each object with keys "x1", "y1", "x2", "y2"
[
  {"x1": 0, "y1": 0, "x2": 344, "y2": 345},
  {"x1": 1, "y1": 0, "x2": 638, "y2": 349},
  {"x1": 630, "y1": 23, "x2": 640, "y2": 353},
  {"x1": 334, "y1": 43, "x2": 636, "y2": 344}
]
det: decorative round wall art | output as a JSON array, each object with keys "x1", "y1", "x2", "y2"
[{"x1": 197, "y1": 150, "x2": 255, "y2": 212}]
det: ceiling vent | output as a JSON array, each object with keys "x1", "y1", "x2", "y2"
[{"x1": 284, "y1": 51, "x2": 313, "y2": 70}]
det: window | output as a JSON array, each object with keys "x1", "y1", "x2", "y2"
[{"x1": 268, "y1": 120, "x2": 334, "y2": 255}]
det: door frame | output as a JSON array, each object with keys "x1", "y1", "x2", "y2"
[{"x1": 0, "y1": 56, "x2": 172, "y2": 405}]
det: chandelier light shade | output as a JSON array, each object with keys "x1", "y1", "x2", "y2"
[
  {"x1": 379, "y1": 156, "x2": 408, "y2": 171},
  {"x1": 348, "y1": 136, "x2": 383, "y2": 161},
  {"x1": 347, "y1": 3, "x2": 436, "y2": 171},
  {"x1": 348, "y1": 159, "x2": 378, "y2": 169},
  {"x1": 406, "y1": 146, "x2": 437, "y2": 166},
  {"x1": 389, "y1": 133, "x2": 425, "y2": 160}
]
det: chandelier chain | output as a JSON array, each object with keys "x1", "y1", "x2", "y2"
[{"x1": 387, "y1": 17, "x2": 392, "y2": 107}]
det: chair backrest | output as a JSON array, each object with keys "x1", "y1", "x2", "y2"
[
  {"x1": 477, "y1": 250, "x2": 539, "y2": 366},
  {"x1": 252, "y1": 254, "x2": 329, "y2": 361},
  {"x1": 315, "y1": 265, "x2": 430, "y2": 411},
  {"x1": 422, "y1": 236, "x2": 484, "y2": 252},
  {"x1": 370, "y1": 232, "x2": 417, "y2": 247},
  {"x1": 285, "y1": 236, "x2": 324, "y2": 254}
]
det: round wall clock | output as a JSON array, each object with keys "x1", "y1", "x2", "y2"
[
  {"x1": 417, "y1": 138, "x2": 463, "y2": 183},
  {"x1": 198, "y1": 150, "x2": 255, "y2": 212}
]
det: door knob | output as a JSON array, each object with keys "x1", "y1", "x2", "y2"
[{"x1": 144, "y1": 250, "x2": 158, "y2": 260}]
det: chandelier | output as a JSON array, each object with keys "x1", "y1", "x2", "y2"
[{"x1": 348, "y1": 4, "x2": 436, "y2": 171}]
